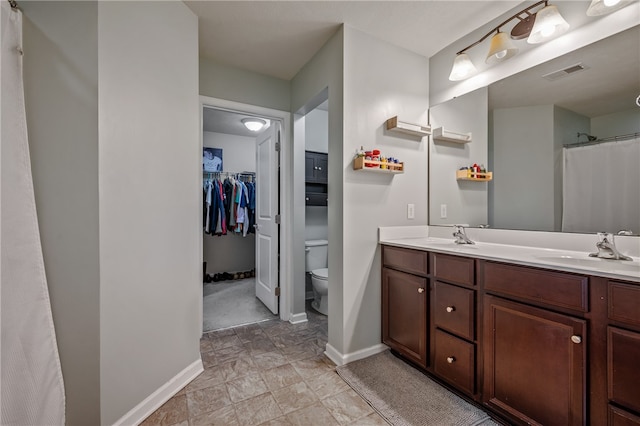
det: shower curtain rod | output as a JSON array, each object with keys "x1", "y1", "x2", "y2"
[
  {"x1": 564, "y1": 131, "x2": 640, "y2": 148},
  {"x1": 8, "y1": 0, "x2": 18, "y2": 10}
]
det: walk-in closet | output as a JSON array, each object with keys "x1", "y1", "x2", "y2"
[{"x1": 202, "y1": 106, "x2": 277, "y2": 331}]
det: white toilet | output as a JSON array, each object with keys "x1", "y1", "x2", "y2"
[{"x1": 305, "y1": 239, "x2": 329, "y2": 315}]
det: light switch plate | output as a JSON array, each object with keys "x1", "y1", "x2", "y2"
[{"x1": 407, "y1": 204, "x2": 415, "y2": 219}]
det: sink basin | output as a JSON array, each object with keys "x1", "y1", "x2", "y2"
[{"x1": 535, "y1": 255, "x2": 640, "y2": 273}]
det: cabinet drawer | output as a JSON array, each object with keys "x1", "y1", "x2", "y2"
[
  {"x1": 483, "y1": 261, "x2": 588, "y2": 312},
  {"x1": 609, "y1": 405, "x2": 640, "y2": 426},
  {"x1": 434, "y1": 329, "x2": 475, "y2": 395},
  {"x1": 608, "y1": 327, "x2": 640, "y2": 413},
  {"x1": 431, "y1": 253, "x2": 474, "y2": 287},
  {"x1": 609, "y1": 281, "x2": 640, "y2": 327},
  {"x1": 305, "y1": 192, "x2": 328, "y2": 206},
  {"x1": 433, "y1": 282, "x2": 474, "y2": 341},
  {"x1": 383, "y1": 246, "x2": 428, "y2": 276}
]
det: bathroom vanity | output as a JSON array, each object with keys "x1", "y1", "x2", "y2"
[{"x1": 380, "y1": 233, "x2": 640, "y2": 426}]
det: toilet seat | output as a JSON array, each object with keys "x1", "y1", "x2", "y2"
[{"x1": 311, "y1": 268, "x2": 328, "y2": 280}]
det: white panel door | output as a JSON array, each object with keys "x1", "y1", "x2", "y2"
[{"x1": 255, "y1": 122, "x2": 279, "y2": 314}]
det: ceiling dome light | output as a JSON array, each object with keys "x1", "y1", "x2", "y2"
[
  {"x1": 242, "y1": 118, "x2": 267, "y2": 132},
  {"x1": 527, "y1": 4, "x2": 570, "y2": 44},
  {"x1": 586, "y1": 0, "x2": 632, "y2": 15},
  {"x1": 448, "y1": 53, "x2": 478, "y2": 81},
  {"x1": 486, "y1": 32, "x2": 519, "y2": 64}
]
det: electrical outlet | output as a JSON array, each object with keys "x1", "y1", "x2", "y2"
[
  {"x1": 407, "y1": 203, "x2": 415, "y2": 219},
  {"x1": 440, "y1": 204, "x2": 447, "y2": 219}
]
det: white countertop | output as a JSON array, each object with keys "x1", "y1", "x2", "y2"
[{"x1": 379, "y1": 235, "x2": 640, "y2": 283}]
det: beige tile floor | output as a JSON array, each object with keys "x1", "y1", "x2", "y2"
[{"x1": 142, "y1": 307, "x2": 387, "y2": 426}]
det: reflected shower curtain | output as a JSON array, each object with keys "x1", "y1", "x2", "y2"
[
  {"x1": 562, "y1": 137, "x2": 640, "y2": 234},
  {"x1": 1, "y1": 2, "x2": 66, "y2": 424}
]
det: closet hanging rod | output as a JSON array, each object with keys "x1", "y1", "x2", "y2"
[{"x1": 564, "y1": 132, "x2": 640, "y2": 148}]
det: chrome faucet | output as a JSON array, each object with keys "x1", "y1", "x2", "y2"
[
  {"x1": 589, "y1": 232, "x2": 632, "y2": 261},
  {"x1": 453, "y1": 225, "x2": 474, "y2": 245}
]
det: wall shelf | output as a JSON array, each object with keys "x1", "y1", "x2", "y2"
[
  {"x1": 385, "y1": 116, "x2": 431, "y2": 138},
  {"x1": 353, "y1": 157, "x2": 404, "y2": 174},
  {"x1": 433, "y1": 127, "x2": 472, "y2": 144},
  {"x1": 456, "y1": 170, "x2": 492, "y2": 181}
]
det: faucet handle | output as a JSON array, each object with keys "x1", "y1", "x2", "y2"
[{"x1": 596, "y1": 232, "x2": 614, "y2": 243}]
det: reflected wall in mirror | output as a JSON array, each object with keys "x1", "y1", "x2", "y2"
[{"x1": 429, "y1": 26, "x2": 640, "y2": 235}]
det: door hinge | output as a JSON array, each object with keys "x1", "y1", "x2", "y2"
[
  {"x1": 275, "y1": 142, "x2": 280, "y2": 152},
  {"x1": 275, "y1": 287, "x2": 281, "y2": 296},
  {"x1": 275, "y1": 214, "x2": 281, "y2": 224}
]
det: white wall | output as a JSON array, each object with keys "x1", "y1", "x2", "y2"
[
  {"x1": 22, "y1": 2, "x2": 100, "y2": 424},
  {"x1": 341, "y1": 26, "x2": 430, "y2": 355},
  {"x1": 305, "y1": 108, "x2": 329, "y2": 153},
  {"x1": 291, "y1": 27, "x2": 344, "y2": 347},
  {"x1": 203, "y1": 131, "x2": 256, "y2": 274},
  {"x1": 492, "y1": 106, "x2": 556, "y2": 231},
  {"x1": 429, "y1": 87, "x2": 488, "y2": 227},
  {"x1": 591, "y1": 108, "x2": 640, "y2": 138},
  {"x1": 98, "y1": 2, "x2": 200, "y2": 424},
  {"x1": 200, "y1": 57, "x2": 291, "y2": 112}
]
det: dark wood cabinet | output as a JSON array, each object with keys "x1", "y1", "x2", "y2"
[
  {"x1": 381, "y1": 243, "x2": 639, "y2": 426},
  {"x1": 382, "y1": 267, "x2": 428, "y2": 368},
  {"x1": 305, "y1": 151, "x2": 328, "y2": 206},
  {"x1": 305, "y1": 151, "x2": 328, "y2": 184},
  {"x1": 483, "y1": 295, "x2": 586, "y2": 426}
]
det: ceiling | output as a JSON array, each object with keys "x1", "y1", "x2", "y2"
[
  {"x1": 185, "y1": 1, "x2": 520, "y2": 80},
  {"x1": 489, "y1": 25, "x2": 640, "y2": 118}
]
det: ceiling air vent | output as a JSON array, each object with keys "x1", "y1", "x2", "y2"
[{"x1": 542, "y1": 63, "x2": 589, "y2": 81}]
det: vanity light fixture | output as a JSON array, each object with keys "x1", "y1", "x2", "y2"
[
  {"x1": 241, "y1": 118, "x2": 267, "y2": 132},
  {"x1": 586, "y1": 0, "x2": 633, "y2": 15},
  {"x1": 448, "y1": 0, "x2": 569, "y2": 81}
]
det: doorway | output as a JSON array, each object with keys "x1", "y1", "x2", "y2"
[{"x1": 199, "y1": 97, "x2": 291, "y2": 334}]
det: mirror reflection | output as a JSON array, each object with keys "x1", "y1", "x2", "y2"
[{"x1": 430, "y1": 26, "x2": 640, "y2": 235}]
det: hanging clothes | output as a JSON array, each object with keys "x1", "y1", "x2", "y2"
[{"x1": 203, "y1": 173, "x2": 255, "y2": 237}]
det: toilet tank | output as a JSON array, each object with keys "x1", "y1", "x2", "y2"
[{"x1": 305, "y1": 239, "x2": 328, "y2": 272}]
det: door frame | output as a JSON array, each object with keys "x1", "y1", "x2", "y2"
[{"x1": 199, "y1": 96, "x2": 292, "y2": 333}]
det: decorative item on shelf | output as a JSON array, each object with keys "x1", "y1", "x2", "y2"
[
  {"x1": 385, "y1": 116, "x2": 431, "y2": 138},
  {"x1": 432, "y1": 127, "x2": 472, "y2": 144},
  {"x1": 353, "y1": 155, "x2": 404, "y2": 174},
  {"x1": 457, "y1": 164, "x2": 492, "y2": 181}
]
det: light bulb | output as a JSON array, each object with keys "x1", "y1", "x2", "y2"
[
  {"x1": 604, "y1": 0, "x2": 621, "y2": 6},
  {"x1": 541, "y1": 25, "x2": 555, "y2": 37},
  {"x1": 495, "y1": 50, "x2": 507, "y2": 59}
]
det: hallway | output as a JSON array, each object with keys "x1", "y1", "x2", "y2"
[{"x1": 143, "y1": 305, "x2": 386, "y2": 425}]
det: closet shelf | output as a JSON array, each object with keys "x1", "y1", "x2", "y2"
[
  {"x1": 456, "y1": 170, "x2": 492, "y2": 181},
  {"x1": 353, "y1": 157, "x2": 404, "y2": 174},
  {"x1": 385, "y1": 116, "x2": 431, "y2": 138},
  {"x1": 433, "y1": 127, "x2": 472, "y2": 144}
]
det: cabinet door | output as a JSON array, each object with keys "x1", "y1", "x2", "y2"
[
  {"x1": 382, "y1": 267, "x2": 428, "y2": 368},
  {"x1": 483, "y1": 295, "x2": 586, "y2": 426},
  {"x1": 314, "y1": 155, "x2": 328, "y2": 183},
  {"x1": 305, "y1": 152, "x2": 316, "y2": 182},
  {"x1": 608, "y1": 327, "x2": 640, "y2": 413}
]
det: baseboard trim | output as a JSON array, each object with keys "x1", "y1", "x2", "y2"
[
  {"x1": 325, "y1": 343, "x2": 388, "y2": 367},
  {"x1": 289, "y1": 311, "x2": 308, "y2": 324},
  {"x1": 113, "y1": 358, "x2": 204, "y2": 426}
]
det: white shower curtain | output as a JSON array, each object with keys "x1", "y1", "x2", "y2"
[
  {"x1": 562, "y1": 137, "x2": 640, "y2": 234},
  {"x1": 1, "y1": 2, "x2": 66, "y2": 424}
]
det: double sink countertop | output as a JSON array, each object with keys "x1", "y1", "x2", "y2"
[{"x1": 379, "y1": 226, "x2": 640, "y2": 283}]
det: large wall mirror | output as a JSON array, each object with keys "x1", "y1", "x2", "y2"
[{"x1": 429, "y1": 25, "x2": 640, "y2": 236}]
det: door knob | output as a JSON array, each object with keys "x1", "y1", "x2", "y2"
[
  {"x1": 417, "y1": 288, "x2": 425, "y2": 294},
  {"x1": 446, "y1": 306, "x2": 455, "y2": 313},
  {"x1": 571, "y1": 335, "x2": 582, "y2": 344}
]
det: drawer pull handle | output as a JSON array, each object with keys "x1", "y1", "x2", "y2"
[
  {"x1": 571, "y1": 335, "x2": 582, "y2": 344},
  {"x1": 417, "y1": 288, "x2": 425, "y2": 294},
  {"x1": 446, "y1": 356, "x2": 456, "y2": 364},
  {"x1": 446, "y1": 306, "x2": 455, "y2": 313}
]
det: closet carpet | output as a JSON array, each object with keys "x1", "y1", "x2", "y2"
[{"x1": 203, "y1": 277, "x2": 276, "y2": 332}]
